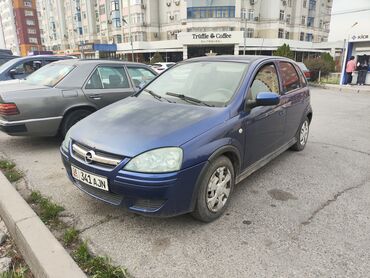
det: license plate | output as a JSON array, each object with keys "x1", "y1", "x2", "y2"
[{"x1": 71, "y1": 165, "x2": 109, "y2": 191}]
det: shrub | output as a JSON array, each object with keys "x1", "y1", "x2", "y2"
[{"x1": 304, "y1": 53, "x2": 335, "y2": 81}]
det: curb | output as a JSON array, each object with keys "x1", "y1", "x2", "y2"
[
  {"x1": 309, "y1": 83, "x2": 370, "y2": 93},
  {"x1": 0, "y1": 172, "x2": 86, "y2": 278}
]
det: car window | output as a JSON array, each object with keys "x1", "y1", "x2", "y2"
[
  {"x1": 24, "y1": 63, "x2": 75, "y2": 87},
  {"x1": 248, "y1": 64, "x2": 280, "y2": 101},
  {"x1": 294, "y1": 64, "x2": 308, "y2": 87},
  {"x1": 0, "y1": 58, "x2": 12, "y2": 66},
  {"x1": 127, "y1": 67, "x2": 156, "y2": 87},
  {"x1": 85, "y1": 69, "x2": 103, "y2": 89},
  {"x1": 99, "y1": 66, "x2": 130, "y2": 89},
  {"x1": 12, "y1": 60, "x2": 42, "y2": 75},
  {"x1": 278, "y1": 62, "x2": 301, "y2": 93}
]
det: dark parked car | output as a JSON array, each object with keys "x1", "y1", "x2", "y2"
[
  {"x1": 296, "y1": 62, "x2": 311, "y2": 81},
  {"x1": 60, "y1": 55, "x2": 312, "y2": 222},
  {"x1": 0, "y1": 59, "x2": 157, "y2": 136},
  {"x1": 0, "y1": 55, "x2": 73, "y2": 81}
]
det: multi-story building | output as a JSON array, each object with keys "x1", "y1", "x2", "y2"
[
  {"x1": 0, "y1": 0, "x2": 42, "y2": 56},
  {"x1": 36, "y1": 0, "x2": 337, "y2": 61}
]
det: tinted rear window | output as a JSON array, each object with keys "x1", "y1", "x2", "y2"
[{"x1": 278, "y1": 62, "x2": 301, "y2": 92}]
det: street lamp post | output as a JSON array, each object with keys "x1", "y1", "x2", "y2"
[
  {"x1": 243, "y1": 13, "x2": 247, "y2": 55},
  {"x1": 127, "y1": 0, "x2": 134, "y2": 61}
]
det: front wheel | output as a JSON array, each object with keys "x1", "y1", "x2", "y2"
[
  {"x1": 291, "y1": 117, "x2": 310, "y2": 151},
  {"x1": 60, "y1": 109, "x2": 92, "y2": 138},
  {"x1": 191, "y1": 156, "x2": 235, "y2": 222}
]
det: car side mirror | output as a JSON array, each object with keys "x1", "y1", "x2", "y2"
[
  {"x1": 9, "y1": 69, "x2": 17, "y2": 78},
  {"x1": 246, "y1": 92, "x2": 280, "y2": 109}
]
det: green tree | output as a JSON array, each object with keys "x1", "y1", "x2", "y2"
[
  {"x1": 273, "y1": 43, "x2": 294, "y2": 59},
  {"x1": 151, "y1": 52, "x2": 164, "y2": 64},
  {"x1": 304, "y1": 53, "x2": 335, "y2": 81}
]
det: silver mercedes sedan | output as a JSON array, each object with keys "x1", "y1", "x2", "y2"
[{"x1": 0, "y1": 59, "x2": 157, "y2": 137}]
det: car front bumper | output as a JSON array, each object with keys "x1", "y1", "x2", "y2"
[{"x1": 61, "y1": 147, "x2": 207, "y2": 217}]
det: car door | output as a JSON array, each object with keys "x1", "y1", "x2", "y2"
[
  {"x1": 277, "y1": 61, "x2": 309, "y2": 143},
  {"x1": 126, "y1": 66, "x2": 157, "y2": 90},
  {"x1": 82, "y1": 64, "x2": 135, "y2": 109},
  {"x1": 242, "y1": 62, "x2": 286, "y2": 168}
]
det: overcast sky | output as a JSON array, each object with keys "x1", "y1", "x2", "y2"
[{"x1": 328, "y1": 0, "x2": 370, "y2": 41}]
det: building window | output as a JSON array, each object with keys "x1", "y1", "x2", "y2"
[
  {"x1": 26, "y1": 19, "x2": 35, "y2": 26},
  {"x1": 187, "y1": 6, "x2": 235, "y2": 19},
  {"x1": 303, "y1": 0, "x2": 307, "y2": 8},
  {"x1": 300, "y1": 32, "x2": 304, "y2": 41},
  {"x1": 25, "y1": 10, "x2": 34, "y2": 16},
  {"x1": 246, "y1": 28, "x2": 254, "y2": 38},
  {"x1": 82, "y1": 12, "x2": 87, "y2": 19},
  {"x1": 319, "y1": 19, "x2": 323, "y2": 28},
  {"x1": 241, "y1": 8, "x2": 246, "y2": 19},
  {"x1": 307, "y1": 17, "x2": 314, "y2": 27},
  {"x1": 99, "y1": 5, "x2": 105, "y2": 15},
  {"x1": 111, "y1": 1, "x2": 119, "y2": 11},
  {"x1": 24, "y1": 1, "x2": 32, "y2": 8},
  {"x1": 306, "y1": 33, "x2": 313, "y2": 41},
  {"x1": 28, "y1": 28, "x2": 36, "y2": 34},
  {"x1": 288, "y1": 0, "x2": 292, "y2": 7},
  {"x1": 115, "y1": 34, "x2": 122, "y2": 43},
  {"x1": 29, "y1": 37, "x2": 38, "y2": 44},
  {"x1": 167, "y1": 12, "x2": 171, "y2": 23},
  {"x1": 286, "y1": 14, "x2": 291, "y2": 24},
  {"x1": 309, "y1": 0, "x2": 316, "y2": 10},
  {"x1": 248, "y1": 9, "x2": 254, "y2": 20},
  {"x1": 285, "y1": 31, "x2": 290, "y2": 39},
  {"x1": 278, "y1": 28, "x2": 284, "y2": 38},
  {"x1": 279, "y1": 10, "x2": 284, "y2": 21},
  {"x1": 301, "y1": 16, "x2": 306, "y2": 25}
]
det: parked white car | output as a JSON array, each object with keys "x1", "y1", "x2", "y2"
[{"x1": 151, "y1": 62, "x2": 176, "y2": 74}]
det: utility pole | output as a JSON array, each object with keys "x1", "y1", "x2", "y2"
[
  {"x1": 127, "y1": 0, "x2": 134, "y2": 61},
  {"x1": 243, "y1": 12, "x2": 247, "y2": 55}
]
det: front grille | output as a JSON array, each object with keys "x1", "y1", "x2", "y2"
[
  {"x1": 72, "y1": 142, "x2": 123, "y2": 169},
  {"x1": 76, "y1": 181, "x2": 123, "y2": 206}
]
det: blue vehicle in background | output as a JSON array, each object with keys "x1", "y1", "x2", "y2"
[
  {"x1": 60, "y1": 55, "x2": 312, "y2": 222},
  {"x1": 0, "y1": 55, "x2": 73, "y2": 81}
]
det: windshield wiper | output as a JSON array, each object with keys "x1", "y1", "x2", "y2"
[
  {"x1": 143, "y1": 89, "x2": 173, "y2": 103},
  {"x1": 166, "y1": 92, "x2": 214, "y2": 107}
]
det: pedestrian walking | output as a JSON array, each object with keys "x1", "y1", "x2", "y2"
[
  {"x1": 356, "y1": 55, "x2": 368, "y2": 85},
  {"x1": 345, "y1": 56, "x2": 356, "y2": 85}
]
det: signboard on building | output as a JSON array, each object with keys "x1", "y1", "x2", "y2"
[
  {"x1": 349, "y1": 33, "x2": 370, "y2": 42},
  {"x1": 178, "y1": 31, "x2": 243, "y2": 45}
]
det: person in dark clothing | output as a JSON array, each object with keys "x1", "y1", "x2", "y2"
[{"x1": 357, "y1": 55, "x2": 368, "y2": 85}]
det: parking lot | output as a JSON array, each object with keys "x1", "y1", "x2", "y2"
[{"x1": 1, "y1": 87, "x2": 370, "y2": 277}]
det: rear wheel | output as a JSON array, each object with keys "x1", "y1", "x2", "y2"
[
  {"x1": 60, "y1": 109, "x2": 92, "y2": 138},
  {"x1": 291, "y1": 117, "x2": 310, "y2": 151},
  {"x1": 191, "y1": 156, "x2": 235, "y2": 222}
]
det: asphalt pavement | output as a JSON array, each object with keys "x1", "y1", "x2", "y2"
[{"x1": 1, "y1": 87, "x2": 370, "y2": 277}]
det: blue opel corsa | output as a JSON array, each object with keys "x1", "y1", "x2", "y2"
[{"x1": 60, "y1": 56, "x2": 312, "y2": 222}]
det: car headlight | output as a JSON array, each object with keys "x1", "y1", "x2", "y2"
[
  {"x1": 61, "y1": 130, "x2": 71, "y2": 152},
  {"x1": 124, "y1": 147, "x2": 183, "y2": 173}
]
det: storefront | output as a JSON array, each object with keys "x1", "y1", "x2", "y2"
[
  {"x1": 79, "y1": 43, "x2": 117, "y2": 59},
  {"x1": 340, "y1": 32, "x2": 370, "y2": 85},
  {"x1": 117, "y1": 31, "x2": 342, "y2": 64}
]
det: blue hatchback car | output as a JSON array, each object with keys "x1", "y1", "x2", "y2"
[{"x1": 60, "y1": 55, "x2": 312, "y2": 222}]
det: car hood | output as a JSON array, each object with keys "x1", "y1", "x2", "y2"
[{"x1": 70, "y1": 97, "x2": 228, "y2": 157}]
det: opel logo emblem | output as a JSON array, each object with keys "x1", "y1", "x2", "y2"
[{"x1": 85, "y1": 150, "x2": 95, "y2": 164}]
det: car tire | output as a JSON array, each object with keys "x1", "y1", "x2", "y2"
[
  {"x1": 291, "y1": 117, "x2": 310, "y2": 151},
  {"x1": 60, "y1": 109, "x2": 92, "y2": 138},
  {"x1": 191, "y1": 156, "x2": 235, "y2": 222}
]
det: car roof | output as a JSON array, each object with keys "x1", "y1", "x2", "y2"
[
  {"x1": 183, "y1": 55, "x2": 295, "y2": 64},
  {"x1": 54, "y1": 59, "x2": 149, "y2": 67}
]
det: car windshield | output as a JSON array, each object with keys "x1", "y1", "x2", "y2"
[
  {"x1": 141, "y1": 61, "x2": 248, "y2": 107},
  {"x1": 0, "y1": 57, "x2": 23, "y2": 72},
  {"x1": 24, "y1": 63, "x2": 75, "y2": 87}
]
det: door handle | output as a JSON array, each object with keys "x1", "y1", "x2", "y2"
[{"x1": 89, "y1": 94, "x2": 102, "y2": 100}]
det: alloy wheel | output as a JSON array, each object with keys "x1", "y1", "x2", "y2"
[
  {"x1": 300, "y1": 120, "x2": 309, "y2": 146},
  {"x1": 206, "y1": 166, "x2": 232, "y2": 212}
]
